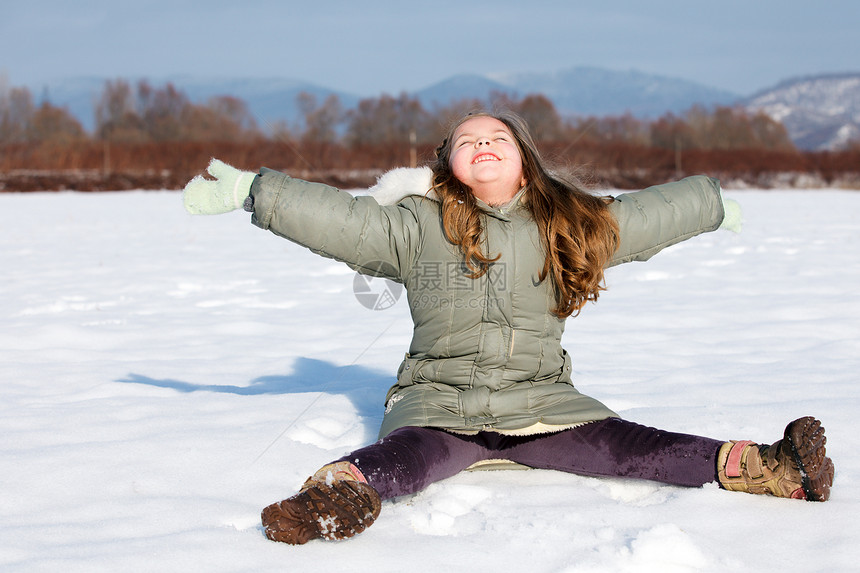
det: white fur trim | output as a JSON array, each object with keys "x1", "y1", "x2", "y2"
[{"x1": 366, "y1": 166, "x2": 436, "y2": 205}]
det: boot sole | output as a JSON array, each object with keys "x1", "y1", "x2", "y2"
[
  {"x1": 786, "y1": 416, "x2": 835, "y2": 502},
  {"x1": 261, "y1": 481, "x2": 381, "y2": 545}
]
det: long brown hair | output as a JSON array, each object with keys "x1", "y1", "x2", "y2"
[{"x1": 430, "y1": 111, "x2": 619, "y2": 318}]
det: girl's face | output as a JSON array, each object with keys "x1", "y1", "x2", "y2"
[{"x1": 448, "y1": 116, "x2": 526, "y2": 206}]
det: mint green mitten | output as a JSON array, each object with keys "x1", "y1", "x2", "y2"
[
  {"x1": 183, "y1": 159, "x2": 257, "y2": 215},
  {"x1": 719, "y1": 194, "x2": 742, "y2": 233}
]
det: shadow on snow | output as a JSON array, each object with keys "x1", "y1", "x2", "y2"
[{"x1": 117, "y1": 356, "x2": 392, "y2": 430}]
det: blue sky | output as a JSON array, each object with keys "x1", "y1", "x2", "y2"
[{"x1": 2, "y1": 0, "x2": 858, "y2": 96}]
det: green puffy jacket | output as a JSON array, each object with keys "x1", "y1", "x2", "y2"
[{"x1": 249, "y1": 169, "x2": 724, "y2": 438}]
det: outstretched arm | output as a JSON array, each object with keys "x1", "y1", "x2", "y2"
[
  {"x1": 182, "y1": 160, "x2": 423, "y2": 282},
  {"x1": 608, "y1": 175, "x2": 739, "y2": 267},
  {"x1": 248, "y1": 168, "x2": 423, "y2": 281}
]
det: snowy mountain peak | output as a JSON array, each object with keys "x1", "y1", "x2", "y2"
[{"x1": 744, "y1": 73, "x2": 860, "y2": 150}]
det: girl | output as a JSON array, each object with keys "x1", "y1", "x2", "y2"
[{"x1": 183, "y1": 111, "x2": 834, "y2": 545}]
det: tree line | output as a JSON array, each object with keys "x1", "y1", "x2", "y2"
[{"x1": 1, "y1": 78, "x2": 858, "y2": 191}]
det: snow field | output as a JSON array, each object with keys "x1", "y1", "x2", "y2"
[{"x1": 0, "y1": 188, "x2": 858, "y2": 572}]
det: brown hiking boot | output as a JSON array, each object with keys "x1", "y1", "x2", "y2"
[
  {"x1": 261, "y1": 462, "x2": 382, "y2": 545},
  {"x1": 718, "y1": 416, "x2": 834, "y2": 501}
]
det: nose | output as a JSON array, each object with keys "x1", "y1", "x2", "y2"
[{"x1": 476, "y1": 137, "x2": 490, "y2": 147}]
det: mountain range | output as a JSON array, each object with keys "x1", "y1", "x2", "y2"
[
  {"x1": 29, "y1": 67, "x2": 860, "y2": 151},
  {"x1": 743, "y1": 73, "x2": 860, "y2": 150}
]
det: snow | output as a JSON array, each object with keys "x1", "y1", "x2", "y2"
[{"x1": 1, "y1": 188, "x2": 859, "y2": 572}]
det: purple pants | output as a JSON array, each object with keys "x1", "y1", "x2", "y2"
[{"x1": 338, "y1": 418, "x2": 723, "y2": 500}]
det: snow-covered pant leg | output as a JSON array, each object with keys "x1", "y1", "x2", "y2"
[
  {"x1": 503, "y1": 418, "x2": 722, "y2": 487},
  {"x1": 335, "y1": 426, "x2": 492, "y2": 500}
]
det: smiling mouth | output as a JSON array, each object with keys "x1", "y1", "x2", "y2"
[{"x1": 472, "y1": 153, "x2": 500, "y2": 164}]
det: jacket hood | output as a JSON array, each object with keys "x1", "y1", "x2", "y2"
[{"x1": 366, "y1": 166, "x2": 436, "y2": 205}]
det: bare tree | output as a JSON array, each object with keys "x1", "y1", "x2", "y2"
[
  {"x1": 139, "y1": 81, "x2": 188, "y2": 141},
  {"x1": 346, "y1": 93, "x2": 431, "y2": 146},
  {"x1": 0, "y1": 85, "x2": 36, "y2": 143},
  {"x1": 203, "y1": 95, "x2": 260, "y2": 140},
  {"x1": 297, "y1": 92, "x2": 343, "y2": 143},
  {"x1": 95, "y1": 79, "x2": 146, "y2": 142},
  {"x1": 749, "y1": 111, "x2": 795, "y2": 151},
  {"x1": 1, "y1": 84, "x2": 85, "y2": 144},
  {"x1": 30, "y1": 102, "x2": 86, "y2": 143},
  {"x1": 511, "y1": 94, "x2": 565, "y2": 142}
]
